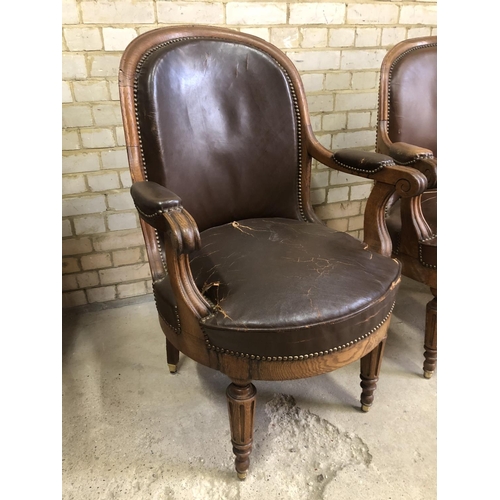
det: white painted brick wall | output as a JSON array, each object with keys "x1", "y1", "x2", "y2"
[{"x1": 61, "y1": 0, "x2": 437, "y2": 306}]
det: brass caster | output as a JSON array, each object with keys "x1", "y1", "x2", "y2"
[
  {"x1": 361, "y1": 404, "x2": 371, "y2": 413},
  {"x1": 237, "y1": 472, "x2": 247, "y2": 481},
  {"x1": 168, "y1": 363, "x2": 177, "y2": 374},
  {"x1": 423, "y1": 370, "x2": 433, "y2": 379}
]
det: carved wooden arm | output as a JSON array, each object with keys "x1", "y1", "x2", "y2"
[
  {"x1": 307, "y1": 139, "x2": 429, "y2": 257},
  {"x1": 387, "y1": 142, "x2": 437, "y2": 189},
  {"x1": 131, "y1": 181, "x2": 212, "y2": 319}
]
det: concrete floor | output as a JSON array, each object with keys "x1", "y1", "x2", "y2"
[{"x1": 62, "y1": 276, "x2": 436, "y2": 500}]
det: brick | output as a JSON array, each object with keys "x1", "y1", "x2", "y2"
[
  {"x1": 113, "y1": 248, "x2": 142, "y2": 266},
  {"x1": 347, "y1": 112, "x2": 371, "y2": 129},
  {"x1": 87, "y1": 286, "x2": 116, "y2": 303},
  {"x1": 301, "y1": 28, "x2": 328, "y2": 49},
  {"x1": 108, "y1": 80, "x2": 120, "y2": 101},
  {"x1": 115, "y1": 127, "x2": 125, "y2": 146},
  {"x1": 310, "y1": 189, "x2": 326, "y2": 205},
  {"x1": 62, "y1": 0, "x2": 79, "y2": 24},
  {"x1": 92, "y1": 103, "x2": 122, "y2": 126},
  {"x1": 324, "y1": 72, "x2": 351, "y2": 90},
  {"x1": 74, "y1": 215, "x2": 107, "y2": 235},
  {"x1": 307, "y1": 94, "x2": 333, "y2": 113},
  {"x1": 62, "y1": 257, "x2": 80, "y2": 274},
  {"x1": 64, "y1": 28, "x2": 102, "y2": 51},
  {"x1": 62, "y1": 82, "x2": 73, "y2": 103},
  {"x1": 73, "y1": 81, "x2": 109, "y2": 102},
  {"x1": 99, "y1": 263, "x2": 151, "y2": 285},
  {"x1": 327, "y1": 186, "x2": 349, "y2": 203},
  {"x1": 323, "y1": 113, "x2": 347, "y2": 132},
  {"x1": 311, "y1": 171, "x2": 329, "y2": 188},
  {"x1": 81, "y1": 1, "x2": 155, "y2": 24},
  {"x1": 157, "y1": 2, "x2": 224, "y2": 24},
  {"x1": 328, "y1": 28, "x2": 355, "y2": 48},
  {"x1": 348, "y1": 215, "x2": 364, "y2": 231},
  {"x1": 93, "y1": 229, "x2": 144, "y2": 252},
  {"x1": 62, "y1": 175, "x2": 87, "y2": 195},
  {"x1": 62, "y1": 130, "x2": 80, "y2": 151},
  {"x1": 87, "y1": 171, "x2": 120, "y2": 192},
  {"x1": 330, "y1": 169, "x2": 366, "y2": 186},
  {"x1": 62, "y1": 54, "x2": 87, "y2": 80},
  {"x1": 107, "y1": 191, "x2": 135, "y2": 210},
  {"x1": 355, "y1": 28, "x2": 380, "y2": 47},
  {"x1": 315, "y1": 201, "x2": 361, "y2": 220},
  {"x1": 81, "y1": 253, "x2": 112, "y2": 271},
  {"x1": 400, "y1": 5, "x2": 437, "y2": 25},
  {"x1": 287, "y1": 51, "x2": 340, "y2": 71},
  {"x1": 335, "y1": 92, "x2": 377, "y2": 111},
  {"x1": 63, "y1": 152, "x2": 100, "y2": 174},
  {"x1": 270, "y1": 28, "x2": 300, "y2": 49},
  {"x1": 62, "y1": 290, "x2": 87, "y2": 308},
  {"x1": 341, "y1": 49, "x2": 386, "y2": 70},
  {"x1": 226, "y1": 3, "x2": 287, "y2": 26},
  {"x1": 408, "y1": 27, "x2": 432, "y2": 39},
  {"x1": 76, "y1": 271, "x2": 100, "y2": 289},
  {"x1": 62, "y1": 237, "x2": 93, "y2": 256},
  {"x1": 62, "y1": 105, "x2": 93, "y2": 128},
  {"x1": 89, "y1": 54, "x2": 121, "y2": 78},
  {"x1": 107, "y1": 212, "x2": 138, "y2": 231},
  {"x1": 81, "y1": 128, "x2": 116, "y2": 149},
  {"x1": 315, "y1": 134, "x2": 332, "y2": 149},
  {"x1": 62, "y1": 195, "x2": 106, "y2": 217},
  {"x1": 240, "y1": 28, "x2": 270, "y2": 42},
  {"x1": 102, "y1": 28, "x2": 137, "y2": 51},
  {"x1": 117, "y1": 281, "x2": 147, "y2": 299},
  {"x1": 289, "y1": 3, "x2": 345, "y2": 25},
  {"x1": 351, "y1": 72, "x2": 377, "y2": 90},
  {"x1": 381, "y1": 27, "x2": 407, "y2": 47},
  {"x1": 332, "y1": 130, "x2": 376, "y2": 149},
  {"x1": 119, "y1": 169, "x2": 132, "y2": 188},
  {"x1": 350, "y1": 183, "x2": 374, "y2": 200},
  {"x1": 62, "y1": 219, "x2": 73, "y2": 238},
  {"x1": 347, "y1": 4, "x2": 399, "y2": 25},
  {"x1": 101, "y1": 149, "x2": 128, "y2": 170},
  {"x1": 146, "y1": 280, "x2": 153, "y2": 294},
  {"x1": 310, "y1": 115, "x2": 322, "y2": 132},
  {"x1": 300, "y1": 74, "x2": 323, "y2": 93},
  {"x1": 326, "y1": 218, "x2": 348, "y2": 232}
]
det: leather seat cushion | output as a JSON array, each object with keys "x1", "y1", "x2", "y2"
[{"x1": 154, "y1": 218, "x2": 401, "y2": 358}]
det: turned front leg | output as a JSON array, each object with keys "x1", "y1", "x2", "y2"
[
  {"x1": 360, "y1": 339, "x2": 386, "y2": 412},
  {"x1": 423, "y1": 288, "x2": 437, "y2": 379},
  {"x1": 166, "y1": 338, "x2": 179, "y2": 374},
  {"x1": 226, "y1": 382, "x2": 257, "y2": 480}
]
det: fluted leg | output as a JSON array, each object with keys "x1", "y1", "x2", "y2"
[
  {"x1": 423, "y1": 288, "x2": 437, "y2": 379},
  {"x1": 166, "y1": 338, "x2": 179, "y2": 374},
  {"x1": 226, "y1": 382, "x2": 257, "y2": 480},
  {"x1": 360, "y1": 339, "x2": 386, "y2": 412}
]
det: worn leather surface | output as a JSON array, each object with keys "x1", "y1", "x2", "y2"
[
  {"x1": 135, "y1": 39, "x2": 302, "y2": 232},
  {"x1": 333, "y1": 149, "x2": 395, "y2": 173},
  {"x1": 154, "y1": 218, "x2": 401, "y2": 357},
  {"x1": 388, "y1": 44, "x2": 437, "y2": 156}
]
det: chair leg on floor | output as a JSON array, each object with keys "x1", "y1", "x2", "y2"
[
  {"x1": 166, "y1": 338, "x2": 179, "y2": 374},
  {"x1": 226, "y1": 382, "x2": 257, "y2": 480},
  {"x1": 423, "y1": 288, "x2": 437, "y2": 379},
  {"x1": 360, "y1": 339, "x2": 386, "y2": 412}
]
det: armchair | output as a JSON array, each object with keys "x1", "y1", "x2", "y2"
[
  {"x1": 118, "y1": 26, "x2": 427, "y2": 479},
  {"x1": 371, "y1": 36, "x2": 437, "y2": 378}
]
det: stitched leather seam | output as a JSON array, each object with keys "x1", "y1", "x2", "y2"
[
  {"x1": 332, "y1": 156, "x2": 392, "y2": 174},
  {"x1": 199, "y1": 302, "x2": 395, "y2": 361},
  {"x1": 393, "y1": 153, "x2": 434, "y2": 165}
]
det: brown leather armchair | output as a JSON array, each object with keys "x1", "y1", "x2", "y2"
[
  {"x1": 119, "y1": 26, "x2": 427, "y2": 479},
  {"x1": 370, "y1": 36, "x2": 437, "y2": 378}
]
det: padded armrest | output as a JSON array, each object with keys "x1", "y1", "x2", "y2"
[
  {"x1": 332, "y1": 149, "x2": 395, "y2": 173},
  {"x1": 388, "y1": 142, "x2": 434, "y2": 164},
  {"x1": 131, "y1": 181, "x2": 182, "y2": 232}
]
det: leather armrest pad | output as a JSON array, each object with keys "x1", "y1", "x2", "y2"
[
  {"x1": 131, "y1": 181, "x2": 181, "y2": 216},
  {"x1": 332, "y1": 149, "x2": 395, "y2": 173},
  {"x1": 388, "y1": 142, "x2": 434, "y2": 164}
]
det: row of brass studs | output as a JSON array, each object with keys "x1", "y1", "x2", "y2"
[{"x1": 200, "y1": 302, "x2": 395, "y2": 361}]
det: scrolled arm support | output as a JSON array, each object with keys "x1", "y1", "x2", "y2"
[{"x1": 388, "y1": 142, "x2": 437, "y2": 189}]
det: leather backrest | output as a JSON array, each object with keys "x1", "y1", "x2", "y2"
[
  {"x1": 134, "y1": 38, "x2": 302, "y2": 232},
  {"x1": 387, "y1": 43, "x2": 437, "y2": 156}
]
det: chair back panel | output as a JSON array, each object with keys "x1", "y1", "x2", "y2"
[
  {"x1": 387, "y1": 43, "x2": 437, "y2": 156},
  {"x1": 134, "y1": 38, "x2": 302, "y2": 231}
]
